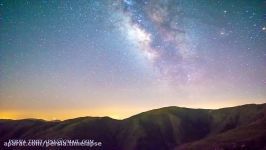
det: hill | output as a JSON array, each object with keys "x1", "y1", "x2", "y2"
[{"x1": 0, "y1": 103, "x2": 266, "y2": 150}]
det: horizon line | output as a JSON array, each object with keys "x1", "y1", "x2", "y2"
[{"x1": 1, "y1": 102, "x2": 265, "y2": 122}]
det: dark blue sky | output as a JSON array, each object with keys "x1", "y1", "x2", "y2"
[{"x1": 0, "y1": 0, "x2": 266, "y2": 120}]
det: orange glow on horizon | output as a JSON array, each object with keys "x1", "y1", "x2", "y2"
[
  {"x1": 0, "y1": 112, "x2": 18, "y2": 120},
  {"x1": 0, "y1": 106, "x2": 145, "y2": 121},
  {"x1": 1, "y1": 101, "x2": 263, "y2": 121}
]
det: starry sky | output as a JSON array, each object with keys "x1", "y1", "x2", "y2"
[{"x1": 0, "y1": 0, "x2": 266, "y2": 120}]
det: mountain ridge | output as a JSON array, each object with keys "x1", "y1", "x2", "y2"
[
  {"x1": 0, "y1": 103, "x2": 266, "y2": 150},
  {"x1": 1, "y1": 103, "x2": 264, "y2": 122}
]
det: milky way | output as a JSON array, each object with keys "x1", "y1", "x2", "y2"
[
  {"x1": 0, "y1": 0, "x2": 266, "y2": 119},
  {"x1": 117, "y1": 0, "x2": 203, "y2": 85}
]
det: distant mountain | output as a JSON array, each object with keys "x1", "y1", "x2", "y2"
[{"x1": 1, "y1": 103, "x2": 266, "y2": 150}]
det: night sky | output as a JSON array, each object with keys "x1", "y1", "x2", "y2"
[{"x1": 0, "y1": 0, "x2": 266, "y2": 120}]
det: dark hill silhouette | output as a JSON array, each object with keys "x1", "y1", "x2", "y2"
[{"x1": 0, "y1": 103, "x2": 266, "y2": 150}]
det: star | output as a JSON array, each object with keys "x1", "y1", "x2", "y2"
[{"x1": 1, "y1": 0, "x2": 266, "y2": 120}]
